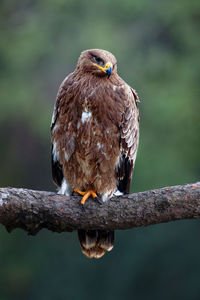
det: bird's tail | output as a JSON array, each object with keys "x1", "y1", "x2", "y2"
[{"x1": 78, "y1": 229, "x2": 114, "y2": 259}]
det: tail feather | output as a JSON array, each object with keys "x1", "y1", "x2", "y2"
[{"x1": 78, "y1": 230, "x2": 114, "y2": 259}]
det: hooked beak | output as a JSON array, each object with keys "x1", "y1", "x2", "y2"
[
  {"x1": 93, "y1": 62, "x2": 112, "y2": 78},
  {"x1": 105, "y1": 65, "x2": 112, "y2": 78}
]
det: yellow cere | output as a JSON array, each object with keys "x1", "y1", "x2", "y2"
[{"x1": 93, "y1": 62, "x2": 112, "y2": 73}]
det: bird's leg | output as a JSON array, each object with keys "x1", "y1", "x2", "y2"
[{"x1": 74, "y1": 189, "x2": 97, "y2": 205}]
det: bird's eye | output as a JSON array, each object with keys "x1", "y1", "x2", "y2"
[{"x1": 93, "y1": 55, "x2": 104, "y2": 67}]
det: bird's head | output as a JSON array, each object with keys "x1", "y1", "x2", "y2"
[{"x1": 76, "y1": 49, "x2": 117, "y2": 78}]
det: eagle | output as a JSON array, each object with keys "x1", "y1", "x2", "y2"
[{"x1": 51, "y1": 49, "x2": 139, "y2": 258}]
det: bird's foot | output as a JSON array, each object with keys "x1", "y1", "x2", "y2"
[{"x1": 74, "y1": 189, "x2": 97, "y2": 205}]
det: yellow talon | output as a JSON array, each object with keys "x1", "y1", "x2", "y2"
[
  {"x1": 74, "y1": 189, "x2": 97, "y2": 205},
  {"x1": 74, "y1": 189, "x2": 85, "y2": 196}
]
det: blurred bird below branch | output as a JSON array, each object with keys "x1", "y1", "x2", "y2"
[{"x1": 0, "y1": 182, "x2": 199, "y2": 235}]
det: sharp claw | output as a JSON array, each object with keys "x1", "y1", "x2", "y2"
[
  {"x1": 96, "y1": 196, "x2": 103, "y2": 205},
  {"x1": 81, "y1": 203, "x2": 86, "y2": 212},
  {"x1": 91, "y1": 191, "x2": 97, "y2": 198}
]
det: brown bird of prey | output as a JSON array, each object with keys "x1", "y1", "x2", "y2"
[{"x1": 51, "y1": 49, "x2": 139, "y2": 258}]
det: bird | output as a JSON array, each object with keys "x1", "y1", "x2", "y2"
[{"x1": 51, "y1": 49, "x2": 139, "y2": 258}]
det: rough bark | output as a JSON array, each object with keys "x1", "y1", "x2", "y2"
[{"x1": 0, "y1": 182, "x2": 200, "y2": 235}]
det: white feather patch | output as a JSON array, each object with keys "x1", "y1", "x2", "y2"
[
  {"x1": 101, "y1": 190, "x2": 114, "y2": 202},
  {"x1": 51, "y1": 107, "x2": 60, "y2": 128},
  {"x1": 97, "y1": 142, "x2": 103, "y2": 149},
  {"x1": 81, "y1": 109, "x2": 92, "y2": 123},
  {"x1": 52, "y1": 142, "x2": 59, "y2": 162},
  {"x1": 77, "y1": 121, "x2": 80, "y2": 129},
  {"x1": 102, "y1": 188, "x2": 123, "y2": 202},
  {"x1": 114, "y1": 190, "x2": 124, "y2": 196},
  {"x1": 58, "y1": 179, "x2": 70, "y2": 196}
]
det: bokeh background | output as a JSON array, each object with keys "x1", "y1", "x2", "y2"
[{"x1": 0, "y1": 0, "x2": 200, "y2": 299}]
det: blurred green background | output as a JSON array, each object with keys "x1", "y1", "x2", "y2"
[{"x1": 0, "y1": 0, "x2": 200, "y2": 299}]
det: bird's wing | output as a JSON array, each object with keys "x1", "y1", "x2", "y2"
[
  {"x1": 117, "y1": 86, "x2": 139, "y2": 194},
  {"x1": 50, "y1": 75, "x2": 71, "y2": 187}
]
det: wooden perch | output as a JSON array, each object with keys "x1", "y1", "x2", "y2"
[{"x1": 0, "y1": 182, "x2": 200, "y2": 235}]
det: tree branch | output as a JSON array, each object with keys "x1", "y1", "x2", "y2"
[{"x1": 0, "y1": 182, "x2": 200, "y2": 235}]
